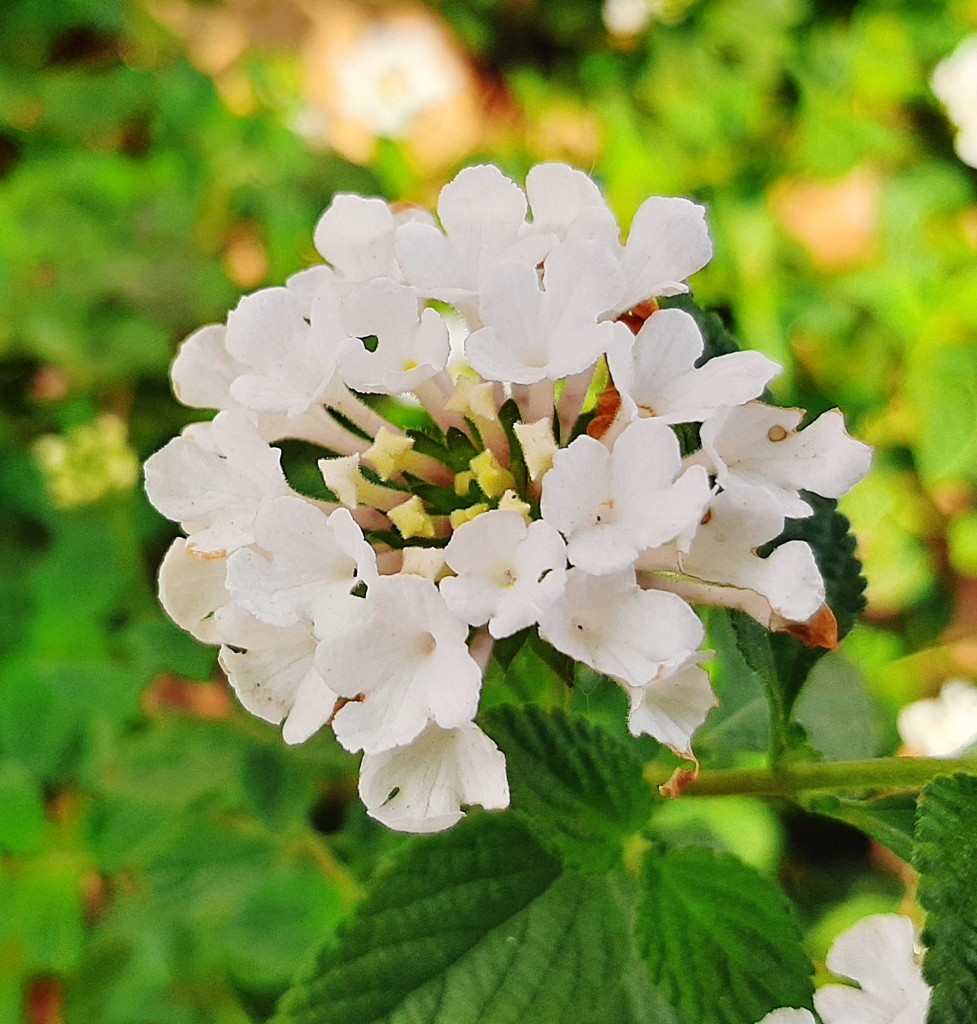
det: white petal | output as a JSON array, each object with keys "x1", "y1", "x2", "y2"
[
  {"x1": 158, "y1": 538, "x2": 229, "y2": 644},
  {"x1": 225, "y1": 498, "x2": 376, "y2": 629},
  {"x1": 313, "y1": 194, "x2": 398, "y2": 280},
  {"x1": 219, "y1": 619, "x2": 337, "y2": 742},
  {"x1": 626, "y1": 653, "x2": 717, "y2": 755},
  {"x1": 144, "y1": 412, "x2": 290, "y2": 555},
  {"x1": 359, "y1": 722, "x2": 509, "y2": 833},
  {"x1": 898, "y1": 680, "x2": 977, "y2": 757},
  {"x1": 226, "y1": 286, "x2": 339, "y2": 417},
  {"x1": 815, "y1": 915, "x2": 930, "y2": 1024},
  {"x1": 321, "y1": 576, "x2": 482, "y2": 753},
  {"x1": 171, "y1": 324, "x2": 240, "y2": 410},
  {"x1": 538, "y1": 567, "x2": 704, "y2": 687},
  {"x1": 525, "y1": 162, "x2": 608, "y2": 236},
  {"x1": 755, "y1": 1012, "x2": 816, "y2": 1024},
  {"x1": 617, "y1": 196, "x2": 713, "y2": 312}
]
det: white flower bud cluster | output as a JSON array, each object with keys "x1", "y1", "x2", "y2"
[{"x1": 145, "y1": 163, "x2": 872, "y2": 833}]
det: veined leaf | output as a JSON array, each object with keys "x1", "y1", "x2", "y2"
[{"x1": 272, "y1": 815, "x2": 632, "y2": 1024}]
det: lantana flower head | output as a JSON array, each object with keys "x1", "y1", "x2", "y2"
[{"x1": 145, "y1": 162, "x2": 871, "y2": 832}]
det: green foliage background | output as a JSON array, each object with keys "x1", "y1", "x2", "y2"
[{"x1": 2, "y1": 0, "x2": 977, "y2": 1020}]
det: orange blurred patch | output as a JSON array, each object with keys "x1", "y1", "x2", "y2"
[
  {"x1": 143, "y1": 672, "x2": 233, "y2": 719},
  {"x1": 770, "y1": 168, "x2": 880, "y2": 272}
]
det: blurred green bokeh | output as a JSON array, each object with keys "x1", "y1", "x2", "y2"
[{"x1": 2, "y1": 0, "x2": 976, "y2": 1019}]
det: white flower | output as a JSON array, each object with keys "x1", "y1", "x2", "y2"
[
  {"x1": 932, "y1": 35, "x2": 977, "y2": 168},
  {"x1": 319, "y1": 575, "x2": 482, "y2": 754},
  {"x1": 225, "y1": 497, "x2": 377, "y2": 633},
  {"x1": 540, "y1": 417, "x2": 711, "y2": 574},
  {"x1": 313, "y1": 194, "x2": 435, "y2": 284},
  {"x1": 466, "y1": 239, "x2": 631, "y2": 384},
  {"x1": 614, "y1": 195, "x2": 713, "y2": 315},
  {"x1": 538, "y1": 567, "x2": 705, "y2": 687},
  {"x1": 522, "y1": 162, "x2": 713, "y2": 315},
  {"x1": 440, "y1": 510, "x2": 567, "y2": 638},
  {"x1": 395, "y1": 164, "x2": 551, "y2": 325},
  {"x1": 144, "y1": 411, "x2": 291, "y2": 556},
  {"x1": 696, "y1": 401, "x2": 873, "y2": 519},
  {"x1": 335, "y1": 277, "x2": 450, "y2": 394},
  {"x1": 218, "y1": 611, "x2": 339, "y2": 746},
  {"x1": 814, "y1": 914, "x2": 930, "y2": 1024},
  {"x1": 624, "y1": 651, "x2": 717, "y2": 756},
  {"x1": 332, "y1": 18, "x2": 464, "y2": 139},
  {"x1": 359, "y1": 721, "x2": 510, "y2": 833},
  {"x1": 607, "y1": 307, "x2": 780, "y2": 424},
  {"x1": 225, "y1": 285, "x2": 340, "y2": 418},
  {"x1": 757, "y1": 914, "x2": 930, "y2": 1024},
  {"x1": 640, "y1": 484, "x2": 826, "y2": 627},
  {"x1": 898, "y1": 679, "x2": 977, "y2": 757}
]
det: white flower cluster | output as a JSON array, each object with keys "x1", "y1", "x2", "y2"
[
  {"x1": 758, "y1": 913, "x2": 931, "y2": 1024},
  {"x1": 932, "y1": 35, "x2": 977, "y2": 169},
  {"x1": 145, "y1": 163, "x2": 871, "y2": 833}
]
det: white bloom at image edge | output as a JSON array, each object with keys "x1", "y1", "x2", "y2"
[{"x1": 756, "y1": 913, "x2": 931, "y2": 1024}]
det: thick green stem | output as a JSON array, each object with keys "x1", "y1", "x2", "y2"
[{"x1": 649, "y1": 757, "x2": 977, "y2": 799}]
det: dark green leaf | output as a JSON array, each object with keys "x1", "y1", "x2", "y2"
[
  {"x1": 914, "y1": 773, "x2": 977, "y2": 1022},
  {"x1": 273, "y1": 815, "x2": 632, "y2": 1024},
  {"x1": 637, "y1": 847, "x2": 813, "y2": 1024},
  {"x1": 483, "y1": 704, "x2": 656, "y2": 872}
]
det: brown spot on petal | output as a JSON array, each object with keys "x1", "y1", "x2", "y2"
[
  {"x1": 767, "y1": 425, "x2": 788, "y2": 442},
  {"x1": 781, "y1": 603, "x2": 839, "y2": 650},
  {"x1": 587, "y1": 382, "x2": 621, "y2": 440},
  {"x1": 659, "y1": 762, "x2": 700, "y2": 798}
]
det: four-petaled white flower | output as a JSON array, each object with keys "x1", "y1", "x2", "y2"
[
  {"x1": 440, "y1": 510, "x2": 567, "y2": 638},
  {"x1": 541, "y1": 417, "x2": 710, "y2": 574},
  {"x1": 319, "y1": 574, "x2": 482, "y2": 755}
]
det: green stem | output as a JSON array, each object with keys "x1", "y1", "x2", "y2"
[{"x1": 649, "y1": 757, "x2": 977, "y2": 799}]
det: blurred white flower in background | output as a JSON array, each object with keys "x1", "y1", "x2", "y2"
[
  {"x1": 932, "y1": 35, "x2": 977, "y2": 169},
  {"x1": 898, "y1": 679, "x2": 977, "y2": 757}
]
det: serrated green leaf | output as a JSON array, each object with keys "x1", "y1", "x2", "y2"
[
  {"x1": 483, "y1": 704, "x2": 656, "y2": 872},
  {"x1": 914, "y1": 773, "x2": 977, "y2": 1022},
  {"x1": 273, "y1": 815, "x2": 632, "y2": 1024},
  {"x1": 637, "y1": 847, "x2": 813, "y2": 1024}
]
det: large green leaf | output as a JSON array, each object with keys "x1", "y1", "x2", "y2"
[
  {"x1": 637, "y1": 847, "x2": 813, "y2": 1024},
  {"x1": 272, "y1": 815, "x2": 632, "y2": 1024},
  {"x1": 483, "y1": 704, "x2": 656, "y2": 872},
  {"x1": 914, "y1": 773, "x2": 977, "y2": 1023}
]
